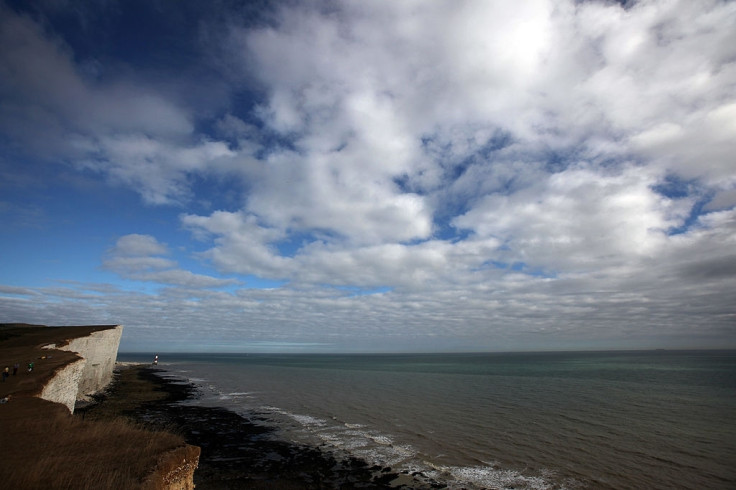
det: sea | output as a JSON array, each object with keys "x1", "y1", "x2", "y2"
[{"x1": 118, "y1": 350, "x2": 736, "y2": 489}]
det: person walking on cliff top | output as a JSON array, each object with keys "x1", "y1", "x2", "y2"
[
  {"x1": 27, "y1": 361, "x2": 34, "y2": 373},
  {"x1": 2, "y1": 367, "x2": 8, "y2": 382}
]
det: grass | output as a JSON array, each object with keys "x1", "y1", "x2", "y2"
[
  {"x1": 0, "y1": 326, "x2": 194, "y2": 489},
  {"x1": 1, "y1": 404, "x2": 186, "y2": 490}
]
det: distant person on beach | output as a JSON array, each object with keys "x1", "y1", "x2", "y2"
[
  {"x1": 2, "y1": 367, "x2": 8, "y2": 382},
  {"x1": 12, "y1": 363, "x2": 19, "y2": 375},
  {"x1": 153, "y1": 355, "x2": 158, "y2": 366},
  {"x1": 27, "y1": 361, "x2": 34, "y2": 373}
]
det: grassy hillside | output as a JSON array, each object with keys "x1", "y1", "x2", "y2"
[{"x1": 0, "y1": 325, "x2": 189, "y2": 489}]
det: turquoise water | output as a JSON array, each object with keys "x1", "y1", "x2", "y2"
[{"x1": 119, "y1": 351, "x2": 736, "y2": 489}]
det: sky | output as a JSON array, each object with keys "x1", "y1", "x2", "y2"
[{"x1": 1, "y1": 0, "x2": 735, "y2": 353}]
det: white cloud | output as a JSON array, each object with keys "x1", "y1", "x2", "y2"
[
  {"x1": 181, "y1": 211, "x2": 292, "y2": 277},
  {"x1": 631, "y1": 102, "x2": 736, "y2": 185},
  {"x1": 75, "y1": 134, "x2": 236, "y2": 205},
  {"x1": 103, "y1": 234, "x2": 237, "y2": 288},
  {"x1": 133, "y1": 269, "x2": 239, "y2": 289},
  {"x1": 0, "y1": 8, "x2": 192, "y2": 143},
  {"x1": 216, "y1": 0, "x2": 733, "y2": 244},
  {"x1": 2, "y1": 0, "x2": 735, "y2": 351},
  {"x1": 104, "y1": 256, "x2": 177, "y2": 272},
  {"x1": 453, "y1": 164, "x2": 692, "y2": 271},
  {"x1": 110, "y1": 234, "x2": 170, "y2": 257},
  {"x1": 0, "y1": 5, "x2": 236, "y2": 205},
  {"x1": 244, "y1": 149, "x2": 433, "y2": 245},
  {"x1": 175, "y1": 0, "x2": 735, "y2": 306}
]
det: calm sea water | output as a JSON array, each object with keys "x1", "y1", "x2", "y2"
[{"x1": 119, "y1": 351, "x2": 736, "y2": 489}]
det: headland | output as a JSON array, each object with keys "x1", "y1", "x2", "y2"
[
  {"x1": 1, "y1": 324, "x2": 443, "y2": 488},
  {"x1": 0, "y1": 324, "x2": 199, "y2": 489}
]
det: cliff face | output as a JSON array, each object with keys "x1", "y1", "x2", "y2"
[
  {"x1": 39, "y1": 357, "x2": 87, "y2": 411},
  {"x1": 40, "y1": 325, "x2": 124, "y2": 412},
  {"x1": 58, "y1": 325, "x2": 123, "y2": 401},
  {"x1": 142, "y1": 445, "x2": 201, "y2": 490}
]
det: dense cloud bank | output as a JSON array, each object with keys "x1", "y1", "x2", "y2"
[{"x1": 1, "y1": 0, "x2": 734, "y2": 351}]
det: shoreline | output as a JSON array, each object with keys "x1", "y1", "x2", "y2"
[{"x1": 86, "y1": 364, "x2": 446, "y2": 489}]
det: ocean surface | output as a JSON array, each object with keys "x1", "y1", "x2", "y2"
[{"x1": 118, "y1": 351, "x2": 736, "y2": 489}]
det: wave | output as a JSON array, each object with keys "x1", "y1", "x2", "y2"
[{"x1": 255, "y1": 404, "x2": 565, "y2": 489}]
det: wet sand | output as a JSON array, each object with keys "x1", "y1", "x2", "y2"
[{"x1": 82, "y1": 366, "x2": 447, "y2": 489}]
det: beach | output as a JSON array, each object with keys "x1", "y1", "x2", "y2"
[{"x1": 83, "y1": 365, "x2": 445, "y2": 489}]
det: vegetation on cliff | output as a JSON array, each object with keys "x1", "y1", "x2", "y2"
[{"x1": 0, "y1": 324, "x2": 193, "y2": 489}]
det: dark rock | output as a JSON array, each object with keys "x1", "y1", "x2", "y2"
[{"x1": 91, "y1": 367, "x2": 444, "y2": 489}]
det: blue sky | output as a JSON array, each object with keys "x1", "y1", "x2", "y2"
[{"x1": 1, "y1": 0, "x2": 735, "y2": 353}]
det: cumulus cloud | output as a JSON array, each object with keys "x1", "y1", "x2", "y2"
[
  {"x1": 76, "y1": 135, "x2": 236, "y2": 205},
  {"x1": 110, "y1": 234, "x2": 170, "y2": 257},
  {"x1": 0, "y1": 4, "x2": 236, "y2": 205},
  {"x1": 179, "y1": 0, "x2": 735, "y2": 282},
  {"x1": 453, "y1": 164, "x2": 690, "y2": 270},
  {"x1": 0, "y1": 8, "x2": 191, "y2": 142},
  {"x1": 103, "y1": 234, "x2": 238, "y2": 288},
  {"x1": 181, "y1": 211, "x2": 292, "y2": 278},
  {"x1": 2, "y1": 0, "x2": 735, "y2": 350},
  {"x1": 220, "y1": 2, "x2": 724, "y2": 230}
]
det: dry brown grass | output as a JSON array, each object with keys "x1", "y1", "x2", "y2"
[{"x1": 1, "y1": 402, "x2": 186, "y2": 489}]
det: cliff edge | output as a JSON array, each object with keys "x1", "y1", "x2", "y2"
[
  {"x1": 0, "y1": 324, "x2": 123, "y2": 411},
  {"x1": 0, "y1": 324, "x2": 199, "y2": 489},
  {"x1": 40, "y1": 325, "x2": 124, "y2": 411}
]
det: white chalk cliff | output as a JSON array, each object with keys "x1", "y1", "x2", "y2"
[{"x1": 40, "y1": 325, "x2": 123, "y2": 412}]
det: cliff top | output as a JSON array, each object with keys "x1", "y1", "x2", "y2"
[
  {"x1": 0, "y1": 324, "x2": 191, "y2": 489},
  {"x1": 0, "y1": 323, "x2": 120, "y2": 347},
  {"x1": 0, "y1": 324, "x2": 121, "y2": 399}
]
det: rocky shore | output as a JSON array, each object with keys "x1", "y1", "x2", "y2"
[{"x1": 88, "y1": 366, "x2": 448, "y2": 489}]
